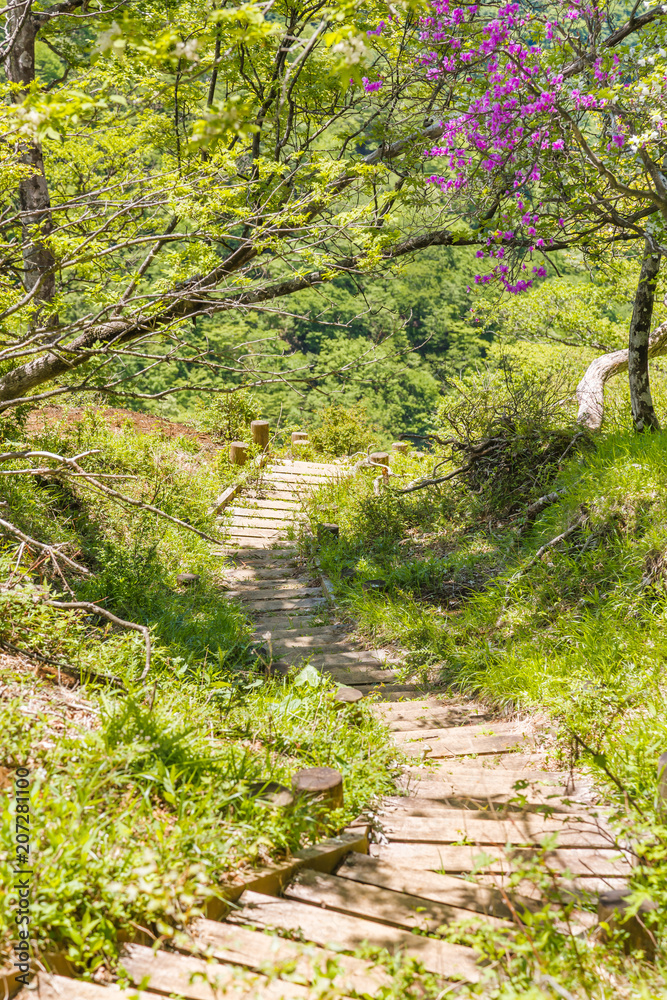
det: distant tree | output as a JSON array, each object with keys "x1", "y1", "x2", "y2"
[{"x1": 416, "y1": 0, "x2": 667, "y2": 430}]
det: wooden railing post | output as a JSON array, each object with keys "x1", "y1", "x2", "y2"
[{"x1": 251, "y1": 420, "x2": 270, "y2": 449}]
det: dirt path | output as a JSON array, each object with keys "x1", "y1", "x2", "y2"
[{"x1": 17, "y1": 458, "x2": 633, "y2": 1000}]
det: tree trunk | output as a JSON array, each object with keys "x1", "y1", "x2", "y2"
[
  {"x1": 4, "y1": 0, "x2": 56, "y2": 305},
  {"x1": 628, "y1": 239, "x2": 661, "y2": 432}
]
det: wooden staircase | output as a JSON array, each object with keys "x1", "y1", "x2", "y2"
[{"x1": 18, "y1": 458, "x2": 631, "y2": 999}]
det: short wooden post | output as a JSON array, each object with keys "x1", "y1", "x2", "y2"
[
  {"x1": 391, "y1": 441, "x2": 408, "y2": 453},
  {"x1": 598, "y1": 889, "x2": 657, "y2": 960},
  {"x1": 230, "y1": 441, "x2": 248, "y2": 465},
  {"x1": 292, "y1": 431, "x2": 308, "y2": 444},
  {"x1": 248, "y1": 780, "x2": 294, "y2": 808},
  {"x1": 369, "y1": 451, "x2": 389, "y2": 466},
  {"x1": 176, "y1": 572, "x2": 200, "y2": 587},
  {"x1": 317, "y1": 522, "x2": 339, "y2": 541},
  {"x1": 334, "y1": 686, "x2": 364, "y2": 707},
  {"x1": 658, "y1": 752, "x2": 667, "y2": 817},
  {"x1": 251, "y1": 420, "x2": 270, "y2": 449},
  {"x1": 292, "y1": 766, "x2": 344, "y2": 811}
]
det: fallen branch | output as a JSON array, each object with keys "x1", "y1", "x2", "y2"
[
  {"x1": 0, "y1": 636, "x2": 125, "y2": 690},
  {"x1": 0, "y1": 517, "x2": 90, "y2": 575},
  {"x1": 511, "y1": 514, "x2": 588, "y2": 583},
  {"x1": 577, "y1": 319, "x2": 667, "y2": 431},
  {"x1": 46, "y1": 600, "x2": 151, "y2": 681},
  {"x1": 393, "y1": 463, "x2": 473, "y2": 494},
  {"x1": 1, "y1": 449, "x2": 223, "y2": 544}
]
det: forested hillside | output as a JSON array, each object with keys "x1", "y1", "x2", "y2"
[{"x1": 2, "y1": 0, "x2": 667, "y2": 996}]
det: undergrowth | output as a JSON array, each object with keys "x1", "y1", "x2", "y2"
[
  {"x1": 0, "y1": 404, "x2": 400, "y2": 975},
  {"x1": 303, "y1": 344, "x2": 667, "y2": 992}
]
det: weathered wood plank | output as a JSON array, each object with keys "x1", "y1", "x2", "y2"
[
  {"x1": 401, "y1": 733, "x2": 534, "y2": 759},
  {"x1": 15, "y1": 975, "x2": 153, "y2": 1000},
  {"x1": 187, "y1": 919, "x2": 392, "y2": 995},
  {"x1": 227, "y1": 517, "x2": 303, "y2": 531},
  {"x1": 387, "y1": 716, "x2": 515, "y2": 733},
  {"x1": 232, "y1": 587, "x2": 323, "y2": 601},
  {"x1": 381, "y1": 813, "x2": 615, "y2": 849},
  {"x1": 119, "y1": 944, "x2": 310, "y2": 1000},
  {"x1": 285, "y1": 868, "x2": 509, "y2": 934},
  {"x1": 336, "y1": 851, "x2": 538, "y2": 918},
  {"x1": 242, "y1": 598, "x2": 326, "y2": 612},
  {"x1": 228, "y1": 891, "x2": 482, "y2": 981},
  {"x1": 372, "y1": 842, "x2": 632, "y2": 877}
]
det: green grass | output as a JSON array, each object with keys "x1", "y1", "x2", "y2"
[
  {"x1": 0, "y1": 404, "x2": 401, "y2": 974},
  {"x1": 301, "y1": 359, "x2": 667, "y2": 988}
]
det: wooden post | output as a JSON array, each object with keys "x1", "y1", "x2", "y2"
[
  {"x1": 391, "y1": 441, "x2": 408, "y2": 453},
  {"x1": 292, "y1": 431, "x2": 308, "y2": 444},
  {"x1": 292, "y1": 766, "x2": 344, "y2": 810},
  {"x1": 369, "y1": 451, "x2": 389, "y2": 466},
  {"x1": 251, "y1": 420, "x2": 270, "y2": 449},
  {"x1": 334, "y1": 686, "x2": 364, "y2": 707},
  {"x1": 317, "y1": 522, "x2": 339, "y2": 541},
  {"x1": 230, "y1": 441, "x2": 248, "y2": 465},
  {"x1": 598, "y1": 889, "x2": 657, "y2": 960},
  {"x1": 176, "y1": 572, "x2": 200, "y2": 587},
  {"x1": 658, "y1": 751, "x2": 667, "y2": 818}
]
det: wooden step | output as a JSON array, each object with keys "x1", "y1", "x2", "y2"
[
  {"x1": 119, "y1": 943, "x2": 310, "y2": 1000},
  {"x1": 386, "y1": 715, "x2": 514, "y2": 734},
  {"x1": 245, "y1": 490, "x2": 305, "y2": 502},
  {"x1": 232, "y1": 587, "x2": 323, "y2": 601},
  {"x1": 380, "y1": 812, "x2": 615, "y2": 849},
  {"x1": 229, "y1": 580, "x2": 315, "y2": 593},
  {"x1": 15, "y1": 974, "x2": 156, "y2": 1000},
  {"x1": 228, "y1": 890, "x2": 482, "y2": 981},
  {"x1": 243, "y1": 598, "x2": 326, "y2": 612},
  {"x1": 397, "y1": 725, "x2": 534, "y2": 758},
  {"x1": 371, "y1": 842, "x2": 632, "y2": 877},
  {"x1": 228, "y1": 498, "x2": 302, "y2": 512},
  {"x1": 187, "y1": 918, "x2": 392, "y2": 995},
  {"x1": 226, "y1": 517, "x2": 302, "y2": 531},
  {"x1": 254, "y1": 627, "x2": 348, "y2": 640},
  {"x1": 337, "y1": 851, "x2": 538, "y2": 918},
  {"x1": 285, "y1": 868, "x2": 510, "y2": 934},
  {"x1": 227, "y1": 506, "x2": 307, "y2": 520}
]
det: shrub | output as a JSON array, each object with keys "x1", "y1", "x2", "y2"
[{"x1": 310, "y1": 404, "x2": 375, "y2": 457}]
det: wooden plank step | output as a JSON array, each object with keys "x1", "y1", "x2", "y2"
[
  {"x1": 228, "y1": 890, "x2": 482, "y2": 981},
  {"x1": 274, "y1": 651, "x2": 385, "y2": 668},
  {"x1": 227, "y1": 506, "x2": 307, "y2": 520},
  {"x1": 401, "y1": 732, "x2": 535, "y2": 758},
  {"x1": 337, "y1": 851, "x2": 538, "y2": 918},
  {"x1": 387, "y1": 716, "x2": 514, "y2": 734},
  {"x1": 380, "y1": 813, "x2": 615, "y2": 849},
  {"x1": 270, "y1": 635, "x2": 357, "y2": 650},
  {"x1": 226, "y1": 526, "x2": 287, "y2": 539},
  {"x1": 229, "y1": 498, "x2": 302, "y2": 512},
  {"x1": 15, "y1": 975, "x2": 154, "y2": 1000},
  {"x1": 272, "y1": 460, "x2": 348, "y2": 473},
  {"x1": 227, "y1": 516, "x2": 303, "y2": 531},
  {"x1": 384, "y1": 785, "x2": 598, "y2": 814},
  {"x1": 285, "y1": 868, "x2": 510, "y2": 935},
  {"x1": 245, "y1": 598, "x2": 326, "y2": 612},
  {"x1": 263, "y1": 472, "x2": 332, "y2": 484},
  {"x1": 372, "y1": 842, "x2": 632, "y2": 877},
  {"x1": 119, "y1": 944, "x2": 310, "y2": 1000},
  {"x1": 254, "y1": 627, "x2": 348, "y2": 640},
  {"x1": 189, "y1": 918, "x2": 392, "y2": 995},
  {"x1": 226, "y1": 568, "x2": 302, "y2": 582},
  {"x1": 231, "y1": 587, "x2": 323, "y2": 601},
  {"x1": 245, "y1": 490, "x2": 305, "y2": 502},
  {"x1": 292, "y1": 665, "x2": 399, "y2": 684},
  {"x1": 229, "y1": 580, "x2": 315, "y2": 593},
  {"x1": 252, "y1": 613, "x2": 326, "y2": 627}
]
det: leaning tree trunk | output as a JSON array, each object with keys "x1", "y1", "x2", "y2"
[
  {"x1": 4, "y1": 0, "x2": 56, "y2": 306},
  {"x1": 628, "y1": 238, "x2": 661, "y2": 432}
]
